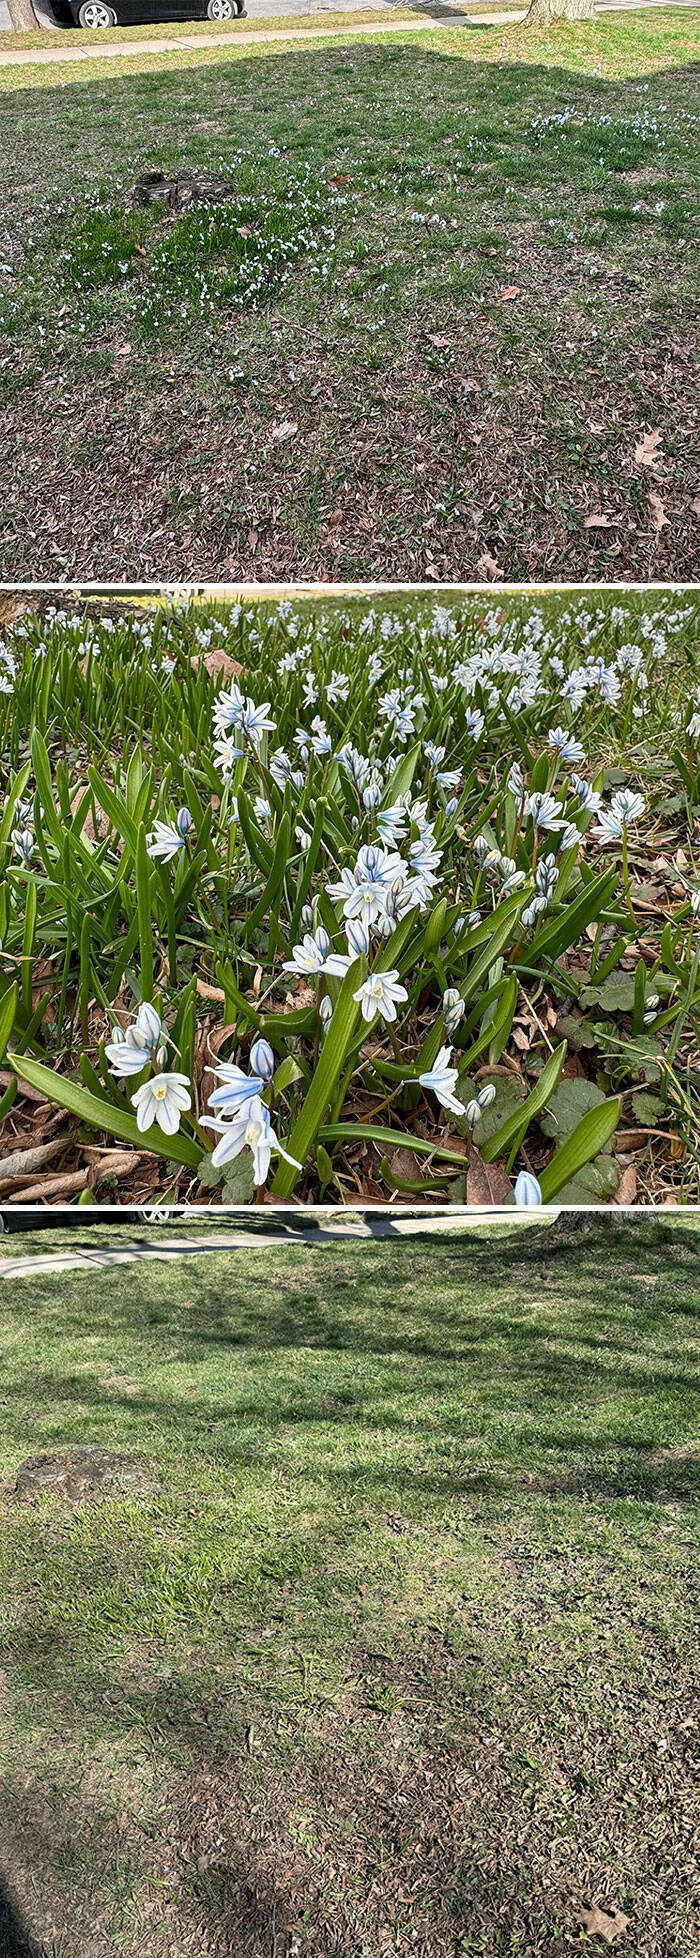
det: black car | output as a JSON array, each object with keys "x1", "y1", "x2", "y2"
[{"x1": 45, "y1": 0, "x2": 245, "y2": 28}]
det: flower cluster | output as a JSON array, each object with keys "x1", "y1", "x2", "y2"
[{"x1": 0, "y1": 590, "x2": 695, "y2": 1204}]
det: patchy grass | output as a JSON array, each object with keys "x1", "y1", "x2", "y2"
[
  {"x1": 0, "y1": 1219, "x2": 698, "y2": 1955},
  {"x1": 0, "y1": 11, "x2": 699, "y2": 581}
]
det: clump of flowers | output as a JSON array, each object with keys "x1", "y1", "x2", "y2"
[{"x1": 0, "y1": 589, "x2": 694, "y2": 1204}]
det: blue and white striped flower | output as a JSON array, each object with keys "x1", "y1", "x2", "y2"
[
  {"x1": 105, "y1": 1003, "x2": 165, "y2": 1076},
  {"x1": 463, "y1": 1082, "x2": 497, "y2": 1130},
  {"x1": 548, "y1": 727, "x2": 586, "y2": 765},
  {"x1": 514, "y1": 1170, "x2": 542, "y2": 1206},
  {"x1": 419, "y1": 1045, "x2": 465, "y2": 1116},
  {"x1": 524, "y1": 790, "x2": 566, "y2": 833},
  {"x1": 207, "y1": 1056, "x2": 271, "y2": 1118},
  {"x1": 283, "y1": 927, "x2": 332, "y2": 977},
  {"x1": 147, "y1": 807, "x2": 194, "y2": 862},
  {"x1": 12, "y1": 828, "x2": 35, "y2": 865},
  {"x1": 204, "y1": 1096, "x2": 301, "y2": 1185},
  {"x1": 443, "y1": 987, "x2": 465, "y2": 1037}
]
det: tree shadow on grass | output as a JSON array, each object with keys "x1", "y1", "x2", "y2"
[{"x1": 0, "y1": 1878, "x2": 35, "y2": 1958}]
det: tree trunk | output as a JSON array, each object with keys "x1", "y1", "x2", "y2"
[
  {"x1": 525, "y1": 0, "x2": 596, "y2": 21},
  {"x1": 7, "y1": 0, "x2": 40, "y2": 25}
]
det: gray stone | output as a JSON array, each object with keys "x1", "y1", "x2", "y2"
[
  {"x1": 130, "y1": 168, "x2": 238, "y2": 212},
  {"x1": 12, "y1": 1446, "x2": 158, "y2": 1504}
]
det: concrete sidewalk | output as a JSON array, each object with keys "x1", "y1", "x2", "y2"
[{"x1": 0, "y1": 1209, "x2": 533, "y2": 1279}]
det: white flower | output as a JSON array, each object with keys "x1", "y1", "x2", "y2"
[
  {"x1": 569, "y1": 773, "x2": 602, "y2": 815},
  {"x1": 536, "y1": 855, "x2": 559, "y2": 900},
  {"x1": 418, "y1": 1045, "x2": 464, "y2": 1116},
  {"x1": 524, "y1": 790, "x2": 566, "y2": 833},
  {"x1": 105, "y1": 1003, "x2": 164, "y2": 1076},
  {"x1": 463, "y1": 1083, "x2": 497, "y2": 1130},
  {"x1": 443, "y1": 987, "x2": 465, "y2": 1037},
  {"x1": 134, "y1": 1002, "x2": 164, "y2": 1050},
  {"x1": 147, "y1": 807, "x2": 193, "y2": 862},
  {"x1": 240, "y1": 698, "x2": 276, "y2": 744},
  {"x1": 12, "y1": 828, "x2": 34, "y2": 864},
  {"x1": 283, "y1": 928, "x2": 331, "y2": 976},
  {"x1": 131, "y1": 1071, "x2": 192, "y2": 1136},
  {"x1": 207, "y1": 1059, "x2": 270, "y2": 1118},
  {"x1": 610, "y1": 788, "x2": 645, "y2": 827},
  {"x1": 204, "y1": 1096, "x2": 301, "y2": 1185},
  {"x1": 322, "y1": 916, "x2": 370, "y2": 977},
  {"x1": 250, "y1": 1038, "x2": 275, "y2": 1082},
  {"x1": 548, "y1": 727, "x2": 586, "y2": 765},
  {"x1": 592, "y1": 810, "x2": 624, "y2": 845},
  {"x1": 514, "y1": 1170, "x2": 542, "y2": 1207},
  {"x1": 353, "y1": 969, "x2": 408, "y2": 1024}
]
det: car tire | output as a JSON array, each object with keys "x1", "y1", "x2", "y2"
[
  {"x1": 77, "y1": 1, "x2": 117, "y2": 22},
  {"x1": 206, "y1": 0, "x2": 235, "y2": 17}
]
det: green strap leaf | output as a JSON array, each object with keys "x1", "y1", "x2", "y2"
[
  {"x1": 479, "y1": 1041, "x2": 567, "y2": 1164},
  {"x1": 30, "y1": 730, "x2": 64, "y2": 853},
  {"x1": 135, "y1": 822, "x2": 155, "y2": 1001},
  {"x1": 271, "y1": 960, "x2": 363, "y2": 1197},
  {"x1": 245, "y1": 810, "x2": 291, "y2": 934},
  {"x1": 528, "y1": 869, "x2": 619, "y2": 968},
  {"x1": 0, "y1": 763, "x2": 32, "y2": 851},
  {"x1": 87, "y1": 765, "x2": 139, "y2": 859},
  {"x1": 0, "y1": 981, "x2": 18, "y2": 1066},
  {"x1": 319, "y1": 1121, "x2": 467, "y2": 1167},
  {"x1": 538, "y1": 1097, "x2": 622, "y2": 1203},
  {"x1": 9, "y1": 1055, "x2": 202, "y2": 1168}
]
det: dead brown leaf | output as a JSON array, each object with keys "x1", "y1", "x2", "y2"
[
  {"x1": 634, "y1": 427, "x2": 663, "y2": 470},
  {"x1": 467, "y1": 1151, "x2": 512, "y2": 1206},
  {"x1": 475, "y1": 550, "x2": 504, "y2": 581},
  {"x1": 7, "y1": 1169, "x2": 89, "y2": 1203},
  {"x1": 511, "y1": 1025, "x2": 532, "y2": 1053},
  {"x1": 190, "y1": 648, "x2": 243, "y2": 683},
  {"x1": 583, "y1": 513, "x2": 615, "y2": 529},
  {"x1": 498, "y1": 285, "x2": 520, "y2": 301},
  {"x1": 614, "y1": 1164, "x2": 637, "y2": 1206},
  {"x1": 196, "y1": 977, "x2": 226, "y2": 1003},
  {"x1": 647, "y1": 490, "x2": 669, "y2": 531},
  {"x1": 271, "y1": 420, "x2": 298, "y2": 444},
  {"x1": 577, "y1": 1904, "x2": 630, "y2": 1945}
]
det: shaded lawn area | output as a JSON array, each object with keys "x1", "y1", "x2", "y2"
[
  {"x1": 1, "y1": 12, "x2": 699, "y2": 583},
  {"x1": 0, "y1": 1221, "x2": 698, "y2": 1956}
]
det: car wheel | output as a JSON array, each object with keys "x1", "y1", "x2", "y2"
[
  {"x1": 77, "y1": 1, "x2": 117, "y2": 23},
  {"x1": 206, "y1": 0, "x2": 235, "y2": 17}
]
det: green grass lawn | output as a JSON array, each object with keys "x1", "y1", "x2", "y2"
[
  {"x1": 0, "y1": 1219, "x2": 698, "y2": 1955},
  {"x1": 0, "y1": 10, "x2": 699, "y2": 583}
]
